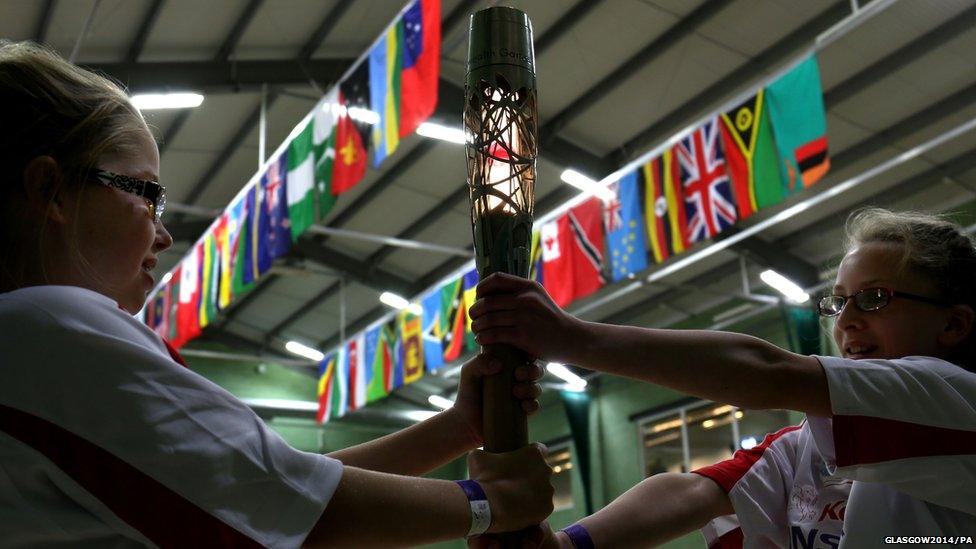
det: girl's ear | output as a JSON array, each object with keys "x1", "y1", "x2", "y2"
[
  {"x1": 21, "y1": 156, "x2": 70, "y2": 224},
  {"x1": 940, "y1": 304, "x2": 975, "y2": 348}
]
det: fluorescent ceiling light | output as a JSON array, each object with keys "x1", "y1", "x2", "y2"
[
  {"x1": 242, "y1": 398, "x2": 319, "y2": 412},
  {"x1": 130, "y1": 92, "x2": 204, "y2": 110},
  {"x1": 560, "y1": 169, "x2": 615, "y2": 201},
  {"x1": 417, "y1": 122, "x2": 467, "y2": 144},
  {"x1": 380, "y1": 291, "x2": 423, "y2": 315},
  {"x1": 427, "y1": 394, "x2": 455, "y2": 410},
  {"x1": 403, "y1": 410, "x2": 439, "y2": 422},
  {"x1": 759, "y1": 269, "x2": 810, "y2": 304},
  {"x1": 285, "y1": 340, "x2": 325, "y2": 362},
  {"x1": 348, "y1": 106, "x2": 380, "y2": 125},
  {"x1": 546, "y1": 362, "x2": 587, "y2": 392}
]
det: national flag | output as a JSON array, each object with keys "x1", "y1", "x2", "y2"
[
  {"x1": 204, "y1": 227, "x2": 220, "y2": 322},
  {"x1": 719, "y1": 91, "x2": 786, "y2": 219},
  {"x1": 330, "y1": 345, "x2": 349, "y2": 419},
  {"x1": 541, "y1": 216, "x2": 572, "y2": 307},
  {"x1": 196, "y1": 240, "x2": 210, "y2": 328},
  {"x1": 461, "y1": 269, "x2": 479, "y2": 350},
  {"x1": 167, "y1": 265, "x2": 181, "y2": 344},
  {"x1": 313, "y1": 90, "x2": 340, "y2": 219},
  {"x1": 177, "y1": 245, "x2": 202, "y2": 346},
  {"x1": 346, "y1": 334, "x2": 366, "y2": 411},
  {"x1": 316, "y1": 351, "x2": 338, "y2": 424},
  {"x1": 286, "y1": 120, "x2": 317, "y2": 240},
  {"x1": 440, "y1": 277, "x2": 466, "y2": 362},
  {"x1": 642, "y1": 151, "x2": 688, "y2": 264},
  {"x1": 332, "y1": 62, "x2": 371, "y2": 194},
  {"x1": 421, "y1": 290, "x2": 444, "y2": 372},
  {"x1": 567, "y1": 198, "x2": 606, "y2": 300},
  {"x1": 766, "y1": 55, "x2": 830, "y2": 192},
  {"x1": 212, "y1": 212, "x2": 231, "y2": 310},
  {"x1": 674, "y1": 119, "x2": 737, "y2": 244},
  {"x1": 399, "y1": 0, "x2": 440, "y2": 138},
  {"x1": 258, "y1": 152, "x2": 291, "y2": 272},
  {"x1": 364, "y1": 325, "x2": 394, "y2": 402},
  {"x1": 541, "y1": 198, "x2": 606, "y2": 307},
  {"x1": 529, "y1": 229, "x2": 544, "y2": 286},
  {"x1": 237, "y1": 184, "x2": 260, "y2": 291},
  {"x1": 383, "y1": 318, "x2": 404, "y2": 391},
  {"x1": 369, "y1": 20, "x2": 402, "y2": 167},
  {"x1": 399, "y1": 310, "x2": 424, "y2": 384},
  {"x1": 605, "y1": 172, "x2": 648, "y2": 281},
  {"x1": 149, "y1": 288, "x2": 168, "y2": 340}
]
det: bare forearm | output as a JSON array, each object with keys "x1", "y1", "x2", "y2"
[
  {"x1": 305, "y1": 467, "x2": 469, "y2": 547},
  {"x1": 328, "y1": 410, "x2": 476, "y2": 476},
  {"x1": 569, "y1": 321, "x2": 830, "y2": 415},
  {"x1": 573, "y1": 473, "x2": 732, "y2": 548}
]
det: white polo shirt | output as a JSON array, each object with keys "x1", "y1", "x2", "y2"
[
  {"x1": 807, "y1": 355, "x2": 976, "y2": 547},
  {"x1": 0, "y1": 285, "x2": 343, "y2": 548},
  {"x1": 695, "y1": 422, "x2": 850, "y2": 548}
]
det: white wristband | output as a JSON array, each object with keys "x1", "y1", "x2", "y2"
[{"x1": 455, "y1": 480, "x2": 492, "y2": 536}]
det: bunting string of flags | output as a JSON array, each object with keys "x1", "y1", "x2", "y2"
[
  {"x1": 144, "y1": 0, "x2": 441, "y2": 347},
  {"x1": 144, "y1": 46, "x2": 830, "y2": 425}
]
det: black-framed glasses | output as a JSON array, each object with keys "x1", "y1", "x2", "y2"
[
  {"x1": 817, "y1": 287, "x2": 950, "y2": 317},
  {"x1": 88, "y1": 167, "x2": 166, "y2": 223}
]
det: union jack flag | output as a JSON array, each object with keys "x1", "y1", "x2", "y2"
[
  {"x1": 674, "y1": 118, "x2": 737, "y2": 243},
  {"x1": 604, "y1": 181, "x2": 624, "y2": 232}
]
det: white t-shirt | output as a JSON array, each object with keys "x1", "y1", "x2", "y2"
[
  {"x1": 0, "y1": 285, "x2": 343, "y2": 548},
  {"x1": 806, "y1": 355, "x2": 976, "y2": 548},
  {"x1": 695, "y1": 423, "x2": 851, "y2": 548}
]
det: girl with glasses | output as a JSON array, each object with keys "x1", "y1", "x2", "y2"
[
  {"x1": 470, "y1": 207, "x2": 976, "y2": 547},
  {"x1": 0, "y1": 41, "x2": 554, "y2": 547}
]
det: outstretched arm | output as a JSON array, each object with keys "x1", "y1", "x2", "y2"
[
  {"x1": 542, "y1": 472, "x2": 732, "y2": 548},
  {"x1": 328, "y1": 353, "x2": 543, "y2": 476},
  {"x1": 308, "y1": 445, "x2": 554, "y2": 547},
  {"x1": 470, "y1": 273, "x2": 830, "y2": 416}
]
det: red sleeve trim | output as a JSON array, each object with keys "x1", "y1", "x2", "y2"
[
  {"x1": 693, "y1": 424, "x2": 802, "y2": 493},
  {"x1": 163, "y1": 339, "x2": 189, "y2": 369},
  {"x1": 708, "y1": 527, "x2": 744, "y2": 549},
  {"x1": 833, "y1": 414, "x2": 976, "y2": 468},
  {"x1": 0, "y1": 403, "x2": 262, "y2": 547}
]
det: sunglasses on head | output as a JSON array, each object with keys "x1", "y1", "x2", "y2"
[
  {"x1": 88, "y1": 167, "x2": 166, "y2": 224},
  {"x1": 817, "y1": 287, "x2": 950, "y2": 317}
]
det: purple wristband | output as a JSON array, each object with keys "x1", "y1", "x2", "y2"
[
  {"x1": 561, "y1": 523, "x2": 595, "y2": 549},
  {"x1": 455, "y1": 480, "x2": 491, "y2": 536}
]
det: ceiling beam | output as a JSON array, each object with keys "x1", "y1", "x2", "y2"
[
  {"x1": 308, "y1": 1, "x2": 881, "y2": 352},
  {"x1": 33, "y1": 0, "x2": 56, "y2": 44},
  {"x1": 823, "y1": 4, "x2": 976, "y2": 109},
  {"x1": 157, "y1": 109, "x2": 191, "y2": 156},
  {"x1": 608, "y1": 145, "x2": 976, "y2": 328},
  {"x1": 177, "y1": 91, "x2": 278, "y2": 210},
  {"x1": 292, "y1": 3, "x2": 620, "y2": 347},
  {"x1": 125, "y1": 0, "x2": 165, "y2": 63},
  {"x1": 781, "y1": 147, "x2": 976, "y2": 250},
  {"x1": 533, "y1": 0, "x2": 605, "y2": 55},
  {"x1": 298, "y1": 0, "x2": 354, "y2": 62},
  {"x1": 611, "y1": 0, "x2": 849, "y2": 166},
  {"x1": 830, "y1": 81, "x2": 976, "y2": 170},
  {"x1": 540, "y1": 0, "x2": 733, "y2": 146},
  {"x1": 196, "y1": 1, "x2": 367, "y2": 335},
  {"x1": 86, "y1": 58, "x2": 355, "y2": 94},
  {"x1": 215, "y1": 0, "x2": 264, "y2": 62},
  {"x1": 292, "y1": 239, "x2": 413, "y2": 295}
]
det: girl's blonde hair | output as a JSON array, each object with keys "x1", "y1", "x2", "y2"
[
  {"x1": 0, "y1": 40, "x2": 147, "y2": 292},
  {"x1": 845, "y1": 207, "x2": 976, "y2": 369}
]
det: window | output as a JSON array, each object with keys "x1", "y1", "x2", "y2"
[
  {"x1": 637, "y1": 401, "x2": 792, "y2": 478},
  {"x1": 545, "y1": 441, "x2": 574, "y2": 511}
]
